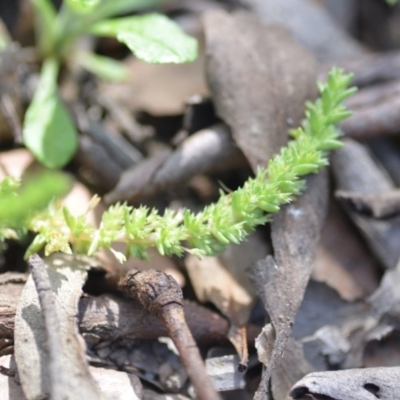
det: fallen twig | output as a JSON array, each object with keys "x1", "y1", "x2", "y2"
[{"x1": 120, "y1": 269, "x2": 222, "y2": 400}]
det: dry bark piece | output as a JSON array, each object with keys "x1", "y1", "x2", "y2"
[
  {"x1": 120, "y1": 269, "x2": 221, "y2": 400},
  {"x1": 248, "y1": 170, "x2": 329, "y2": 398},
  {"x1": 332, "y1": 138, "x2": 400, "y2": 269},
  {"x1": 336, "y1": 189, "x2": 400, "y2": 219},
  {"x1": 204, "y1": 10, "x2": 318, "y2": 172},
  {"x1": 243, "y1": 0, "x2": 364, "y2": 61},
  {"x1": 105, "y1": 124, "x2": 245, "y2": 204},
  {"x1": 290, "y1": 367, "x2": 400, "y2": 400},
  {"x1": 1, "y1": 280, "x2": 261, "y2": 346},
  {"x1": 14, "y1": 253, "x2": 105, "y2": 400}
]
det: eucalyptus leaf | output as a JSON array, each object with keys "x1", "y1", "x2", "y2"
[
  {"x1": 78, "y1": 52, "x2": 129, "y2": 81},
  {"x1": 23, "y1": 58, "x2": 78, "y2": 168},
  {"x1": 90, "y1": 13, "x2": 198, "y2": 64}
]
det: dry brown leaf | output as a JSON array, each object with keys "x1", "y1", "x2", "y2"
[
  {"x1": 203, "y1": 10, "x2": 317, "y2": 172},
  {"x1": 290, "y1": 367, "x2": 400, "y2": 400},
  {"x1": 332, "y1": 138, "x2": 400, "y2": 269},
  {"x1": 14, "y1": 254, "x2": 105, "y2": 400},
  {"x1": 313, "y1": 201, "x2": 380, "y2": 301},
  {"x1": 248, "y1": 171, "x2": 328, "y2": 398},
  {"x1": 243, "y1": 0, "x2": 365, "y2": 61},
  {"x1": 336, "y1": 189, "x2": 400, "y2": 220},
  {"x1": 99, "y1": 53, "x2": 208, "y2": 116}
]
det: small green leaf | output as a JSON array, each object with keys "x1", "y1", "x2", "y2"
[
  {"x1": 77, "y1": 52, "x2": 129, "y2": 81},
  {"x1": 23, "y1": 58, "x2": 78, "y2": 168},
  {"x1": 90, "y1": 14, "x2": 198, "y2": 64},
  {"x1": 65, "y1": 0, "x2": 100, "y2": 13}
]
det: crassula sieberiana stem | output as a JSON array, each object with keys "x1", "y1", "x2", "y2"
[{"x1": 1, "y1": 68, "x2": 356, "y2": 261}]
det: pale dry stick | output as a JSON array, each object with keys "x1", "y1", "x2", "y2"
[
  {"x1": 120, "y1": 269, "x2": 222, "y2": 400},
  {"x1": 28, "y1": 254, "x2": 67, "y2": 400}
]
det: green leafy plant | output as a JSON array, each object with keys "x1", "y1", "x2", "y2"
[
  {"x1": 0, "y1": 172, "x2": 71, "y2": 252},
  {"x1": 0, "y1": 68, "x2": 356, "y2": 261},
  {"x1": 22, "y1": 0, "x2": 198, "y2": 168}
]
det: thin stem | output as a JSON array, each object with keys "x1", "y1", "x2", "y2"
[{"x1": 163, "y1": 306, "x2": 222, "y2": 400}]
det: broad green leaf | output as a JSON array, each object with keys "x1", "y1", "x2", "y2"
[
  {"x1": 0, "y1": 172, "x2": 72, "y2": 228},
  {"x1": 77, "y1": 52, "x2": 129, "y2": 81},
  {"x1": 23, "y1": 58, "x2": 78, "y2": 169},
  {"x1": 90, "y1": 14, "x2": 198, "y2": 64},
  {"x1": 65, "y1": 0, "x2": 100, "y2": 14}
]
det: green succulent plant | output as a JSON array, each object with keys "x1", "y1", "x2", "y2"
[{"x1": 0, "y1": 68, "x2": 356, "y2": 262}]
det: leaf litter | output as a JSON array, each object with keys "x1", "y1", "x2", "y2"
[{"x1": 3, "y1": 1, "x2": 400, "y2": 399}]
